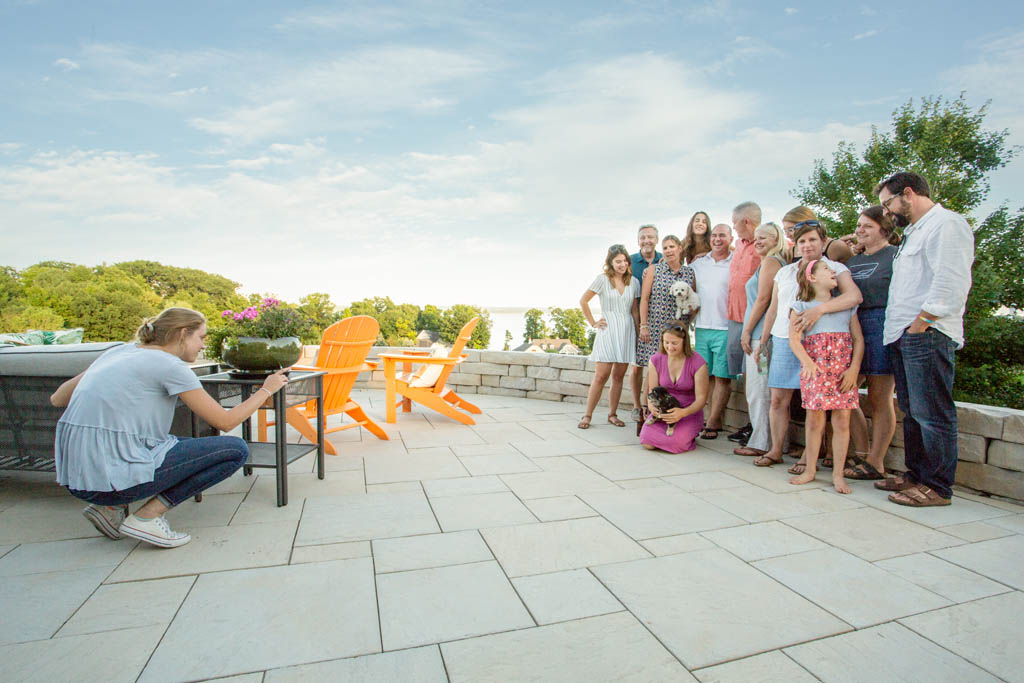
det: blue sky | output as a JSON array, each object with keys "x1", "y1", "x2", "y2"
[{"x1": 2, "y1": 0, "x2": 1022, "y2": 309}]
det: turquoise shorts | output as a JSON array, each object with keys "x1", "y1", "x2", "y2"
[{"x1": 695, "y1": 328, "x2": 735, "y2": 379}]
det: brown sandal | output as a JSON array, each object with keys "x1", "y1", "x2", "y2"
[
  {"x1": 888, "y1": 484, "x2": 951, "y2": 507},
  {"x1": 733, "y1": 446, "x2": 766, "y2": 456},
  {"x1": 753, "y1": 454, "x2": 783, "y2": 467},
  {"x1": 875, "y1": 476, "x2": 914, "y2": 492},
  {"x1": 578, "y1": 415, "x2": 592, "y2": 430},
  {"x1": 788, "y1": 461, "x2": 806, "y2": 475},
  {"x1": 608, "y1": 414, "x2": 625, "y2": 427}
]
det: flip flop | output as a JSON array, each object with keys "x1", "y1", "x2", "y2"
[
  {"x1": 788, "y1": 461, "x2": 806, "y2": 475},
  {"x1": 698, "y1": 428, "x2": 719, "y2": 440},
  {"x1": 845, "y1": 459, "x2": 885, "y2": 480},
  {"x1": 577, "y1": 416, "x2": 592, "y2": 430},
  {"x1": 753, "y1": 454, "x2": 783, "y2": 467},
  {"x1": 733, "y1": 446, "x2": 765, "y2": 456},
  {"x1": 608, "y1": 415, "x2": 625, "y2": 427}
]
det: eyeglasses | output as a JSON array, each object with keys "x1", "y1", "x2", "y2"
[
  {"x1": 792, "y1": 220, "x2": 821, "y2": 230},
  {"x1": 881, "y1": 191, "x2": 904, "y2": 211},
  {"x1": 666, "y1": 324, "x2": 688, "y2": 332}
]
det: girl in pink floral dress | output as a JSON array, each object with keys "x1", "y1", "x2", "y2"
[{"x1": 787, "y1": 260, "x2": 864, "y2": 493}]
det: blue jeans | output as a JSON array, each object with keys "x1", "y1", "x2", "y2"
[
  {"x1": 888, "y1": 329, "x2": 958, "y2": 498},
  {"x1": 69, "y1": 436, "x2": 248, "y2": 508}
]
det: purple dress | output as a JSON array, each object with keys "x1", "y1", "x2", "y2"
[{"x1": 639, "y1": 352, "x2": 707, "y2": 454}]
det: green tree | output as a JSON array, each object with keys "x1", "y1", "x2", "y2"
[
  {"x1": 298, "y1": 292, "x2": 338, "y2": 335},
  {"x1": 503, "y1": 329, "x2": 513, "y2": 351},
  {"x1": 0, "y1": 266, "x2": 24, "y2": 308},
  {"x1": 523, "y1": 308, "x2": 547, "y2": 342},
  {"x1": 440, "y1": 304, "x2": 492, "y2": 349},
  {"x1": 0, "y1": 304, "x2": 65, "y2": 333},
  {"x1": 416, "y1": 304, "x2": 444, "y2": 335},
  {"x1": 116, "y1": 260, "x2": 243, "y2": 309},
  {"x1": 793, "y1": 94, "x2": 1023, "y2": 407},
  {"x1": 549, "y1": 307, "x2": 588, "y2": 349},
  {"x1": 342, "y1": 297, "x2": 420, "y2": 345}
]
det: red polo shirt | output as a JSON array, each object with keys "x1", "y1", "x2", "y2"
[{"x1": 727, "y1": 238, "x2": 761, "y2": 322}]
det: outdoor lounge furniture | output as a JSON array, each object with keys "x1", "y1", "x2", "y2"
[
  {"x1": 257, "y1": 315, "x2": 389, "y2": 455},
  {"x1": 380, "y1": 317, "x2": 483, "y2": 425}
]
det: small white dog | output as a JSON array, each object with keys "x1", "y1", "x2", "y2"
[{"x1": 669, "y1": 281, "x2": 700, "y2": 322}]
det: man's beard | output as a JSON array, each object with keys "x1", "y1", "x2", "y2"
[{"x1": 892, "y1": 209, "x2": 911, "y2": 229}]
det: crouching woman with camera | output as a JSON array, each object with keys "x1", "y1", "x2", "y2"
[
  {"x1": 639, "y1": 323, "x2": 709, "y2": 454},
  {"x1": 51, "y1": 307, "x2": 288, "y2": 548}
]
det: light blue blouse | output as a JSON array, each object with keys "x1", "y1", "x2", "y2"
[
  {"x1": 55, "y1": 344, "x2": 201, "y2": 491},
  {"x1": 790, "y1": 300, "x2": 857, "y2": 336}
]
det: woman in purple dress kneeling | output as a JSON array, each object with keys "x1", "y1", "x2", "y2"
[{"x1": 640, "y1": 322, "x2": 709, "y2": 453}]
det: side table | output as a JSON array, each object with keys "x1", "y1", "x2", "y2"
[{"x1": 197, "y1": 370, "x2": 326, "y2": 506}]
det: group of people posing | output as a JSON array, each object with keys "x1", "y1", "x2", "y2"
[{"x1": 579, "y1": 172, "x2": 974, "y2": 506}]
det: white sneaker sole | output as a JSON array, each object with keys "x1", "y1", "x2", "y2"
[
  {"x1": 119, "y1": 523, "x2": 191, "y2": 548},
  {"x1": 83, "y1": 506, "x2": 123, "y2": 540}
]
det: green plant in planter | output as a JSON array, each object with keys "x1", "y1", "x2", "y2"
[{"x1": 211, "y1": 298, "x2": 313, "y2": 363}]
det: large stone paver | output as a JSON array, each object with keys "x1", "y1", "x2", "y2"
[
  {"x1": 899, "y1": 592, "x2": 1024, "y2": 683},
  {"x1": 701, "y1": 520, "x2": 827, "y2": 561},
  {"x1": 0, "y1": 566, "x2": 112, "y2": 644},
  {"x1": 511, "y1": 568, "x2": 623, "y2": 624},
  {"x1": 430, "y1": 491, "x2": 537, "y2": 531},
  {"x1": 363, "y1": 450, "x2": 469, "y2": 483},
  {"x1": 57, "y1": 575, "x2": 195, "y2": 637},
  {"x1": 0, "y1": 536, "x2": 135, "y2": 576},
  {"x1": 377, "y1": 560, "x2": 533, "y2": 650},
  {"x1": 0, "y1": 495, "x2": 101, "y2": 544},
  {"x1": 580, "y1": 486, "x2": 745, "y2": 540},
  {"x1": 265, "y1": 646, "x2": 447, "y2": 682},
  {"x1": 694, "y1": 650, "x2": 817, "y2": 683},
  {"x1": 441, "y1": 612, "x2": 694, "y2": 682},
  {"x1": 295, "y1": 490, "x2": 439, "y2": 545},
  {"x1": 594, "y1": 548, "x2": 850, "y2": 670},
  {"x1": 140, "y1": 558, "x2": 380, "y2": 682},
  {"x1": 482, "y1": 517, "x2": 650, "y2": 577},
  {"x1": 931, "y1": 533, "x2": 1024, "y2": 589},
  {"x1": 372, "y1": 531, "x2": 492, "y2": 573},
  {"x1": 785, "y1": 622, "x2": 1002, "y2": 682},
  {"x1": 692, "y1": 484, "x2": 820, "y2": 523},
  {"x1": 0, "y1": 625, "x2": 165, "y2": 683},
  {"x1": 874, "y1": 552, "x2": 1011, "y2": 603},
  {"x1": 754, "y1": 548, "x2": 951, "y2": 628}
]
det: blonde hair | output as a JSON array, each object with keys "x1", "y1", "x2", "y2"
[
  {"x1": 754, "y1": 222, "x2": 790, "y2": 261},
  {"x1": 782, "y1": 205, "x2": 816, "y2": 225},
  {"x1": 137, "y1": 307, "x2": 205, "y2": 345}
]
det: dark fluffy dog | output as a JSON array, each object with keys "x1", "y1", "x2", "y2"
[{"x1": 645, "y1": 386, "x2": 681, "y2": 436}]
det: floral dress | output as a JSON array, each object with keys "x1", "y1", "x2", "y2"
[
  {"x1": 637, "y1": 260, "x2": 696, "y2": 367},
  {"x1": 791, "y1": 300, "x2": 859, "y2": 411}
]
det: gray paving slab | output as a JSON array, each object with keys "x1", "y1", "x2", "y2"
[
  {"x1": 722, "y1": 465, "x2": 831, "y2": 493},
  {"x1": 580, "y1": 486, "x2": 745, "y2": 539},
  {"x1": 499, "y1": 467, "x2": 619, "y2": 499},
  {"x1": 290, "y1": 540, "x2": 371, "y2": 564},
  {"x1": 482, "y1": 516, "x2": 651, "y2": 577},
  {"x1": 108, "y1": 520, "x2": 296, "y2": 582},
  {"x1": 450, "y1": 442, "x2": 523, "y2": 457},
  {"x1": 251, "y1": 470, "x2": 365, "y2": 498},
  {"x1": 140, "y1": 558, "x2": 380, "y2": 682},
  {"x1": 441, "y1": 612, "x2": 694, "y2": 682},
  {"x1": 640, "y1": 533, "x2": 717, "y2": 556},
  {"x1": 987, "y1": 513, "x2": 1024, "y2": 534},
  {"x1": 939, "y1": 520, "x2": 1016, "y2": 542},
  {"x1": 785, "y1": 622, "x2": 1002, "y2": 682},
  {"x1": 363, "y1": 450, "x2": 469, "y2": 483},
  {"x1": 662, "y1": 471, "x2": 748, "y2": 492},
  {"x1": 0, "y1": 544, "x2": 14, "y2": 559},
  {"x1": 617, "y1": 476, "x2": 673, "y2": 488},
  {"x1": 931, "y1": 534, "x2": 1024, "y2": 589},
  {"x1": 0, "y1": 625, "x2": 165, "y2": 683},
  {"x1": 295, "y1": 491, "x2": 439, "y2": 545},
  {"x1": 203, "y1": 468, "x2": 259, "y2": 495},
  {"x1": 701, "y1": 521, "x2": 827, "y2": 561},
  {"x1": 784, "y1": 506, "x2": 965, "y2": 561},
  {"x1": 456, "y1": 452, "x2": 541, "y2": 475},
  {"x1": 377, "y1": 560, "x2": 533, "y2": 650},
  {"x1": 0, "y1": 495, "x2": 102, "y2": 544},
  {"x1": 694, "y1": 651, "x2": 817, "y2": 683},
  {"x1": 430, "y1": 491, "x2": 538, "y2": 531},
  {"x1": 512, "y1": 568, "x2": 623, "y2": 624},
  {"x1": 521, "y1": 495, "x2": 597, "y2": 521},
  {"x1": 754, "y1": 547, "x2": 951, "y2": 628},
  {"x1": 511, "y1": 436, "x2": 606, "y2": 457},
  {"x1": 266, "y1": 645, "x2": 447, "y2": 682},
  {"x1": 899, "y1": 591, "x2": 1024, "y2": 683},
  {"x1": 0, "y1": 536, "x2": 135, "y2": 576},
  {"x1": 0, "y1": 566, "x2": 112, "y2": 644},
  {"x1": 842, "y1": 485, "x2": 1015, "y2": 527},
  {"x1": 574, "y1": 451, "x2": 697, "y2": 480},
  {"x1": 165, "y1": 492, "x2": 244, "y2": 528},
  {"x1": 372, "y1": 530, "x2": 492, "y2": 573},
  {"x1": 471, "y1": 422, "x2": 543, "y2": 444},
  {"x1": 874, "y1": 552, "x2": 1012, "y2": 603},
  {"x1": 593, "y1": 548, "x2": 850, "y2": 670},
  {"x1": 693, "y1": 484, "x2": 821, "y2": 522},
  {"x1": 57, "y1": 575, "x2": 196, "y2": 637},
  {"x1": 422, "y1": 474, "x2": 508, "y2": 497}
]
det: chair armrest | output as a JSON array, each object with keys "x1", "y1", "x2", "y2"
[
  {"x1": 291, "y1": 363, "x2": 375, "y2": 375},
  {"x1": 378, "y1": 355, "x2": 459, "y2": 365}
]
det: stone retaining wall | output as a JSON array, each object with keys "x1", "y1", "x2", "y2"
[{"x1": 301, "y1": 345, "x2": 1024, "y2": 501}]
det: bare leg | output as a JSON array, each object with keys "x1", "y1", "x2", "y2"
[
  {"x1": 849, "y1": 384, "x2": 870, "y2": 458},
  {"x1": 763, "y1": 388, "x2": 793, "y2": 463},
  {"x1": 866, "y1": 375, "x2": 897, "y2": 472},
  {"x1": 608, "y1": 363, "x2": 628, "y2": 418},
  {"x1": 791, "y1": 410, "x2": 825, "y2": 485},
  {"x1": 830, "y1": 410, "x2": 852, "y2": 493},
  {"x1": 705, "y1": 377, "x2": 732, "y2": 429},
  {"x1": 630, "y1": 365, "x2": 644, "y2": 415},
  {"x1": 135, "y1": 496, "x2": 170, "y2": 519},
  {"x1": 584, "y1": 362, "x2": 612, "y2": 420}
]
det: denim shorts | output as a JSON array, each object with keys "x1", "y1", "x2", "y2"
[
  {"x1": 767, "y1": 335, "x2": 801, "y2": 389},
  {"x1": 858, "y1": 307, "x2": 893, "y2": 375}
]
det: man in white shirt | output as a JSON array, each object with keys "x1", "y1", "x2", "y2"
[
  {"x1": 875, "y1": 172, "x2": 974, "y2": 507},
  {"x1": 689, "y1": 224, "x2": 733, "y2": 438}
]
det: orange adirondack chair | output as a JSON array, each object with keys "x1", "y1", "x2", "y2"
[
  {"x1": 258, "y1": 315, "x2": 389, "y2": 454},
  {"x1": 380, "y1": 317, "x2": 483, "y2": 425}
]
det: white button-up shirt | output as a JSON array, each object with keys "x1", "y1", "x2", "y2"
[
  {"x1": 883, "y1": 203, "x2": 974, "y2": 348},
  {"x1": 690, "y1": 251, "x2": 733, "y2": 330}
]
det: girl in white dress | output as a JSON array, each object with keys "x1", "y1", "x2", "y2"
[{"x1": 579, "y1": 245, "x2": 641, "y2": 428}]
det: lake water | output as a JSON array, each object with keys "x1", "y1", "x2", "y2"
[{"x1": 487, "y1": 309, "x2": 528, "y2": 350}]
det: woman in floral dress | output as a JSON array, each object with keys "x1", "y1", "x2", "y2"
[{"x1": 638, "y1": 234, "x2": 697, "y2": 369}]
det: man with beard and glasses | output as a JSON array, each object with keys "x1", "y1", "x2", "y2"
[{"x1": 874, "y1": 172, "x2": 974, "y2": 507}]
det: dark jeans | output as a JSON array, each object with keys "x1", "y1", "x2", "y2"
[
  {"x1": 69, "y1": 436, "x2": 248, "y2": 509},
  {"x1": 888, "y1": 329, "x2": 958, "y2": 498}
]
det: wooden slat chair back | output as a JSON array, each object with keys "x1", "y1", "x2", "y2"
[
  {"x1": 258, "y1": 315, "x2": 388, "y2": 454},
  {"x1": 380, "y1": 317, "x2": 483, "y2": 425}
]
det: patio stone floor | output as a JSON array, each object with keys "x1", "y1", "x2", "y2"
[{"x1": 1, "y1": 390, "x2": 1022, "y2": 682}]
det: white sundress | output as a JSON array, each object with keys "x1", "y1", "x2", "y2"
[{"x1": 589, "y1": 274, "x2": 639, "y2": 364}]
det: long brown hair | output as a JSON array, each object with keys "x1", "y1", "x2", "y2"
[
  {"x1": 860, "y1": 205, "x2": 901, "y2": 245},
  {"x1": 783, "y1": 205, "x2": 816, "y2": 225},
  {"x1": 137, "y1": 307, "x2": 205, "y2": 345},
  {"x1": 602, "y1": 244, "x2": 632, "y2": 285},
  {"x1": 658, "y1": 320, "x2": 694, "y2": 357},
  {"x1": 680, "y1": 211, "x2": 711, "y2": 263},
  {"x1": 796, "y1": 260, "x2": 825, "y2": 302}
]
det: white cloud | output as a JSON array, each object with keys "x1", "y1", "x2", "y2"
[
  {"x1": 53, "y1": 57, "x2": 79, "y2": 71},
  {"x1": 785, "y1": 7, "x2": 798, "y2": 15},
  {"x1": 860, "y1": 6, "x2": 878, "y2": 16},
  {"x1": 275, "y1": 6, "x2": 406, "y2": 33},
  {"x1": 853, "y1": 29, "x2": 879, "y2": 40},
  {"x1": 0, "y1": 143, "x2": 21, "y2": 154}
]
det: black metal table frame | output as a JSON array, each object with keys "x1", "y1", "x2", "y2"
[{"x1": 197, "y1": 370, "x2": 326, "y2": 507}]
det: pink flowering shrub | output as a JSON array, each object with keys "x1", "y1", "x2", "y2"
[{"x1": 209, "y1": 297, "x2": 313, "y2": 360}]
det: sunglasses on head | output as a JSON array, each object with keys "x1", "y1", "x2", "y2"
[{"x1": 792, "y1": 220, "x2": 821, "y2": 230}]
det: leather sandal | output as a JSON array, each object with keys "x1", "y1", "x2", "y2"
[
  {"x1": 874, "y1": 475, "x2": 915, "y2": 492},
  {"x1": 733, "y1": 446, "x2": 765, "y2": 456},
  {"x1": 608, "y1": 414, "x2": 625, "y2": 427},
  {"x1": 888, "y1": 484, "x2": 951, "y2": 507},
  {"x1": 577, "y1": 415, "x2": 592, "y2": 430},
  {"x1": 753, "y1": 454, "x2": 783, "y2": 467}
]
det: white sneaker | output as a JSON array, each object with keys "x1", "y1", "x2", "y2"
[
  {"x1": 83, "y1": 504, "x2": 127, "y2": 540},
  {"x1": 119, "y1": 514, "x2": 191, "y2": 548}
]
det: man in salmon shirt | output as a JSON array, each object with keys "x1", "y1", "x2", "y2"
[{"x1": 725, "y1": 201, "x2": 762, "y2": 443}]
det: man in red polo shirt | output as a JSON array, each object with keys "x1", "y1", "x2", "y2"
[{"x1": 724, "y1": 201, "x2": 762, "y2": 443}]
